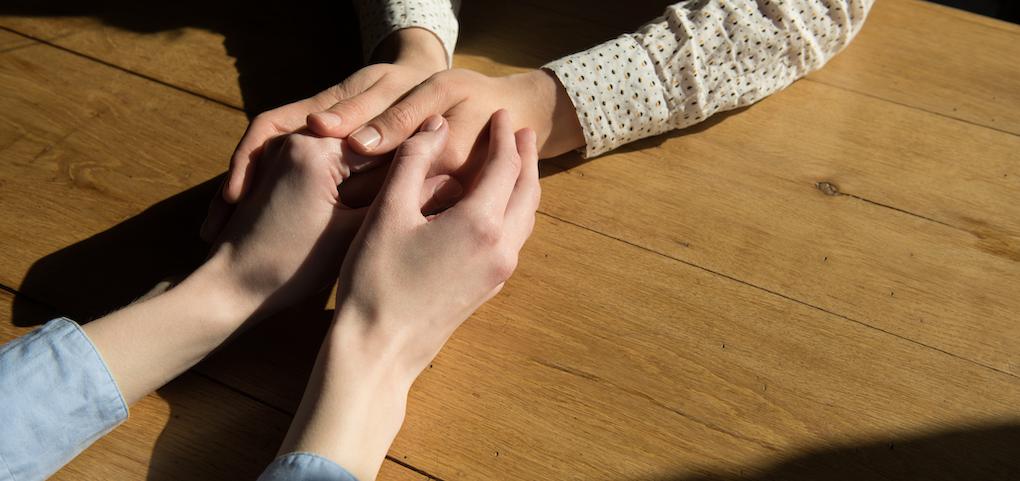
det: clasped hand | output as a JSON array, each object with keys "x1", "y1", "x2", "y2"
[
  {"x1": 192, "y1": 109, "x2": 539, "y2": 481},
  {"x1": 209, "y1": 109, "x2": 539, "y2": 376}
]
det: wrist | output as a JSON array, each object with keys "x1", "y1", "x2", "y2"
[
  {"x1": 330, "y1": 303, "x2": 418, "y2": 390},
  {"x1": 279, "y1": 314, "x2": 410, "y2": 481},
  {"x1": 179, "y1": 251, "x2": 261, "y2": 334},
  {"x1": 513, "y1": 69, "x2": 585, "y2": 158},
  {"x1": 375, "y1": 27, "x2": 448, "y2": 73}
]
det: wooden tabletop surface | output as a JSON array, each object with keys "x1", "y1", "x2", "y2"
[{"x1": 2, "y1": 0, "x2": 1019, "y2": 479}]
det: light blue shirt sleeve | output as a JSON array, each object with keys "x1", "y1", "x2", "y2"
[
  {"x1": 258, "y1": 452, "x2": 360, "y2": 481},
  {"x1": 0, "y1": 318, "x2": 129, "y2": 481},
  {"x1": 0, "y1": 318, "x2": 361, "y2": 481}
]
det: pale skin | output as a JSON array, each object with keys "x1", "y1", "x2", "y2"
[
  {"x1": 201, "y1": 27, "x2": 582, "y2": 240},
  {"x1": 82, "y1": 110, "x2": 539, "y2": 481}
]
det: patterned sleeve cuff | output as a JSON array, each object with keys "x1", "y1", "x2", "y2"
[
  {"x1": 543, "y1": 35, "x2": 673, "y2": 158},
  {"x1": 355, "y1": 0, "x2": 460, "y2": 67},
  {"x1": 258, "y1": 452, "x2": 360, "y2": 481},
  {"x1": 0, "y1": 318, "x2": 129, "y2": 481}
]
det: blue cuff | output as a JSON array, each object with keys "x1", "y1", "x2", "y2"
[
  {"x1": 258, "y1": 452, "x2": 359, "y2": 481},
  {"x1": 0, "y1": 318, "x2": 129, "y2": 481}
]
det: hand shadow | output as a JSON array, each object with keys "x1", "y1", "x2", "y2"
[
  {"x1": 1, "y1": 0, "x2": 371, "y2": 477},
  {"x1": 10, "y1": 177, "x2": 338, "y2": 480},
  {"x1": 639, "y1": 421, "x2": 1020, "y2": 481},
  {"x1": 1, "y1": 0, "x2": 364, "y2": 116}
]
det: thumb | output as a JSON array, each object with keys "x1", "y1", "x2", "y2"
[
  {"x1": 374, "y1": 115, "x2": 449, "y2": 216},
  {"x1": 347, "y1": 77, "x2": 456, "y2": 155}
]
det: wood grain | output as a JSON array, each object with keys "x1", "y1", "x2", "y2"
[
  {"x1": 0, "y1": 291, "x2": 426, "y2": 481},
  {"x1": 384, "y1": 213, "x2": 1020, "y2": 480},
  {"x1": 530, "y1": 79, "x2": 1020, "y2": 375},
  {"x1": 1, "y1": 0, "x2": 1017, "y2": 377},
  {"x1": 808, "y1": 0, "x2": 1020, "y2": 135},
  {"x1": 498, "y1": 0, "x2": 1020, "y2": 135},
  {"x1": 5, "y1": 0, "x2": 1019, "y2": 134},
  {"x1": 2, "y1": 3, "x2": 1020, "y2": 481}
]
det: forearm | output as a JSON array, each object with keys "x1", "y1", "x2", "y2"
[
  {"x1": 277, "y1": 313, "x2": 410, "y2": 481},
  {"x1": 82, "y1": 255, "x2": 253, "y2": 405},
  {"x1": 542, "y1": 0, "x2": 875, "y2": 157}
]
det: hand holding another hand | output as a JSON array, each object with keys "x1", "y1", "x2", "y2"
[
  {"x1": 279, "y1": 110, "x2": 540, "y2": 481},
  {"x1": 201, "y1": 28, "x2": 449, "y2": 241},
  {"x1": 309, "y1": 68, "x2": 584, "y2": 184},
  {"x1": 207, "y1": 132, "x2": 460, "y2": 322},
  {"x1": 334, "y1": 109, "x2": 540, "y2": 381}
]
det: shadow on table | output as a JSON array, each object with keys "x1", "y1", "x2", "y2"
[
  {"x1": 3, "y1": 1, "x2": 779, "y2": 479},
  {"x1": 639, "y1": 421, "x2": 1020, "y2": 481},
  {"x1": 9, "y1": 178, "x2": 332, "y2": 480},
  {"x1": 11, "y1": 182, "x2": 1019, "y2": 481},
  {"x1": 1, "y1": 0, "x2": 363, "y2": 116}
]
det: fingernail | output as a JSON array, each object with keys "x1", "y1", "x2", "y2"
[
  {"x1": 422, "y1": 116, "x2": 444, "y2": 132},
  {"x1": 350, "y1": 126, "x2": 381, "y2": 150},
  {"x1": 313, "y1": 112, "x2": 342, "y2": 130}
]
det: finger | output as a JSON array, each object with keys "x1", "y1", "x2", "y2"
[
  {"x1": 503, "y1": 128, "x2": 541, "y2": 249},
  {"x1": 459, "y1": 109, "x2": 521, "y2": 218},
  {"x1": 338, "y1": 163, "x2": 390, "y2": 208},
  {"x1": 419, "y1": 175, "x2": 464, "y2": 216},
  {"x1": 339, "y1": 166, "x2": 457, "y2": 211},
  {"x1": 225, "y1": 122, "x2": 274, "y2": 203},
  {"x1": 337, "y1": 139, "x2": 390, "y2": 174},
  {"x1": 347, "y1": 76, "x2": 462, "y2": 155},
  {"x1": 200, "y1": 180, "x2": 235, "y2": 242},
  {"x1": 374, "y1": 115, "x2": 449, "y2": 216},
  {"x1": 224, "y1": 102, "x2": 314, "y2": 202},
  {"x1": 307, "y1": 78, "x2": 398, "y2": 140}
]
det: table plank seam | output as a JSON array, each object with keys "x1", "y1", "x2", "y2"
[
  {"x1": 0, "y1": 25, "x2": 242, "y2": 113},
  {"x1": 534, "y1": 210, "x2": 1020, "y2": 382},
  {"x1": 3, "y1": 16, "x2": 1016, "y2": 386},
  {"x1": 0, "y1": 280, "x2": 446, "y2": 480},
  {"x1": 804, "y1": 78, "x2": 1020, "y2": 139},
  {"x1": 386, "y1": 458, "x2": 442, "y2": 481},
  {"x1": 6, "y1": 13, "x2": 1018, "y2": 144},
  {"x1": 190, "y1": 370, "x2": 293, "y2": 416}
]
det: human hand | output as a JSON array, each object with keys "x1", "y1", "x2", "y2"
[
  {"x1": 334, "y1": 109, "x2": 540, "y2": 383},
  {"x1": 277, "y1": 110, "x2": 539, "y2": 481},
  {"x1": 207, "y1": 132, "x2": 461, "y2": 322},
  {"x1": 308, "y1": 68, "x2": 584, "y2": 184},
  {"x1": 201, "y1": 28, "x2": 448, "y2": 241}
]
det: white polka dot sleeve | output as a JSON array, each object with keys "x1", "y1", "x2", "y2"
[
  {"x1": 543, "y1": 0, "x2": 874, "y2": 158},
  {"x1": 354, "y1": 0, "x2": 461, "y2": 67}
]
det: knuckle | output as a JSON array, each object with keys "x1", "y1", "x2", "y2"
[
  {"x1": 386, "y1": 102, "x2": 419, "y2": 130},
  {"x1": 361, "y1": 63, "x2": 390, "y2": 78},
  {"x1": 325, "y1": 82, "x2": 347, "y2": 100},
  {"x1": 470, "y1": 216, "x2": 503, "y2": 246},
  {"x1": 425, "y1": 70, "x2": 466, "y2": 98},
  {"x1": 489, "y1": 249, "x2": 519, "y2": 283},
  {"x1": 427, "y1": 76, "x2": 455, "y2": 100},
  {"x1": 279, "y1": 134, "x2": 320, "y2": 166},
  {"x1": 337, "y1": 97, "x2": 368, "y2": 119}
]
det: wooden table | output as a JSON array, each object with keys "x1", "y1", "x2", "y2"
[{"x1": 2, "y1": 0, "x2": 1019, "y2": 479}]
